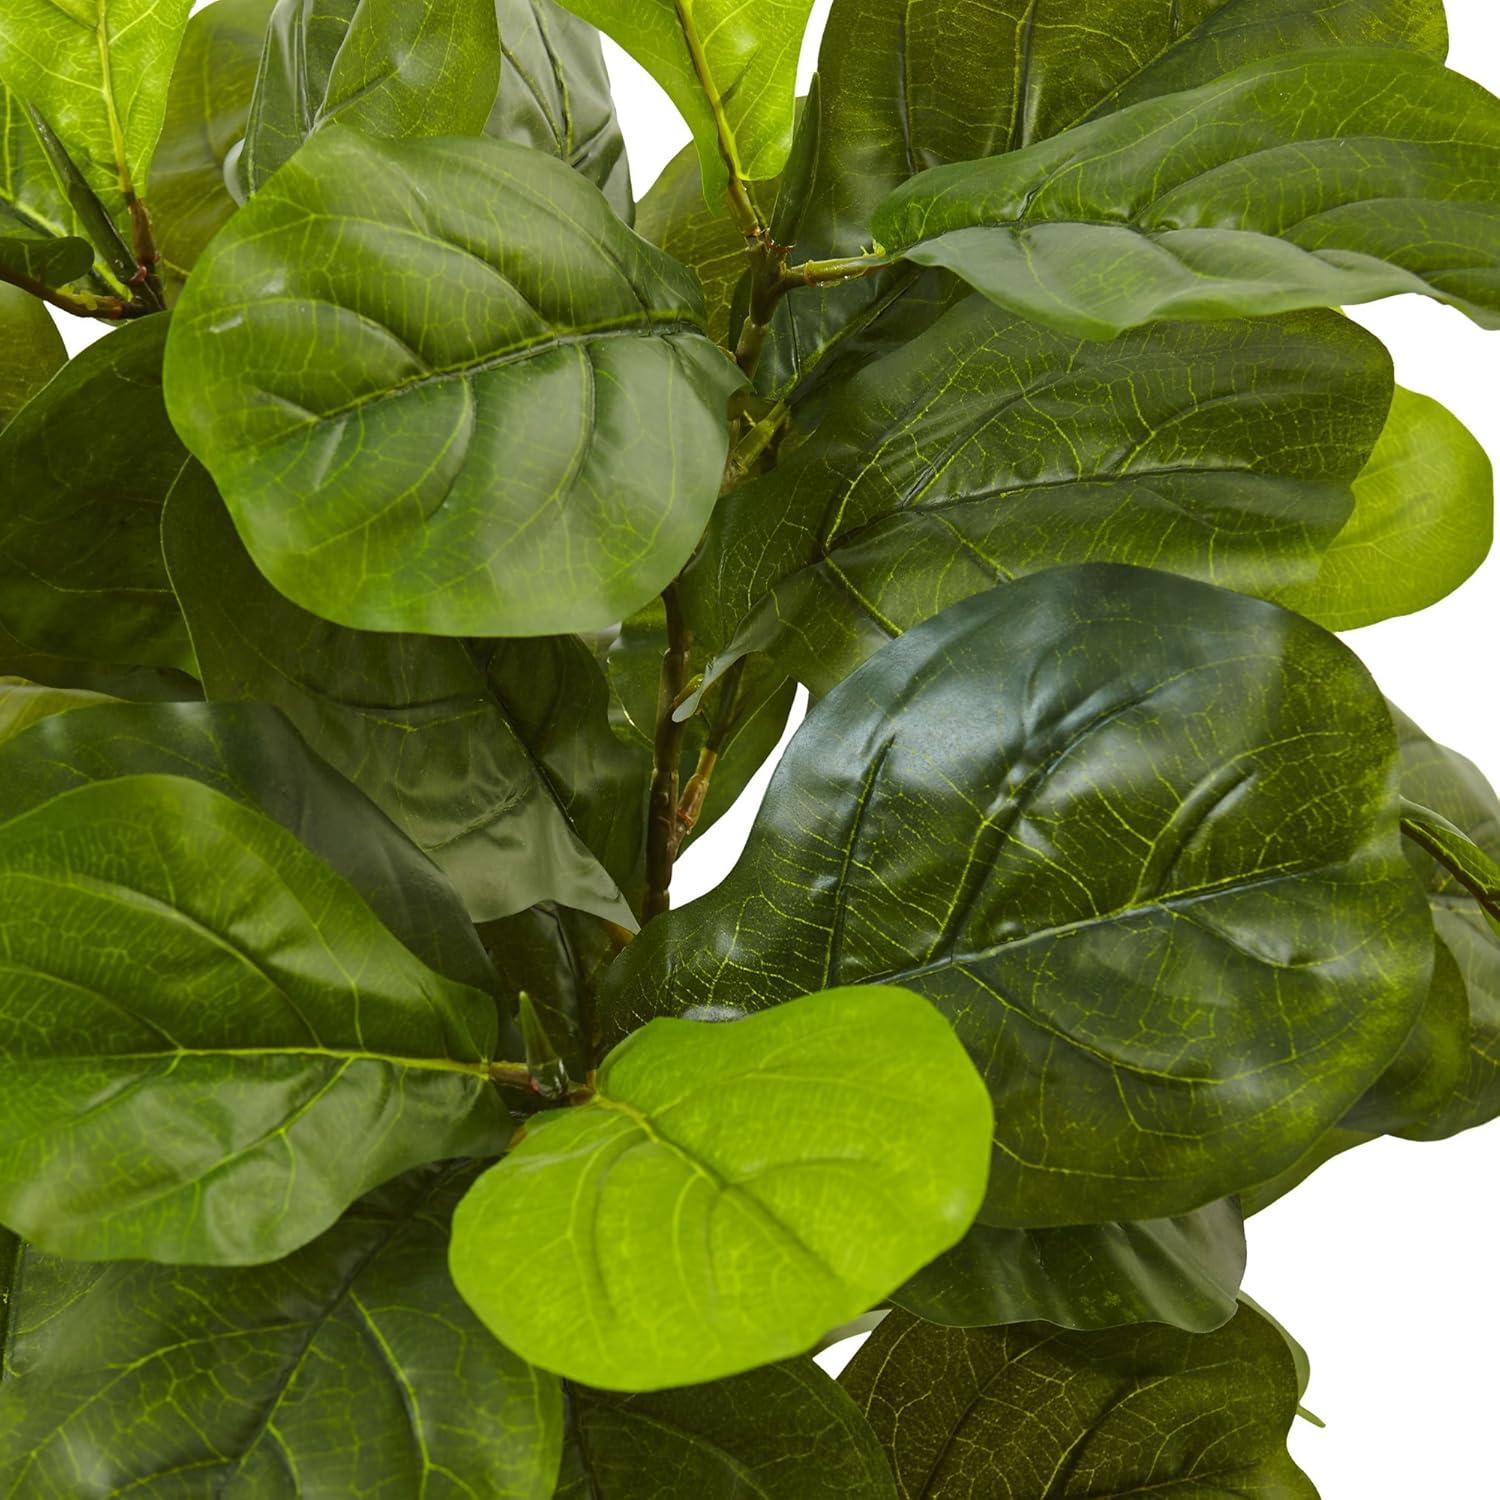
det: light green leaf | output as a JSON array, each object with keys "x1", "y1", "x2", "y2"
[
  {"x1": 556, "y1": 0, "x2": 814, "y2": 196},
  {"x1": 0, "y1": 283, "x2": 64, "y2": 430},
  {"x1": 0, "y1": 676, "x2": 112, "y2": 747},
  {"x1": 556, "y1": 1360, "x2": 896, "y2": 1497},
  {"x1": 760, "y1": 0, "x2": 1447, "y2": 398},
  {"x1": 0, "y1": 772, "x2": 505, "y2": 1264},
  {"x1": 1274, "y1": 387, "x2": 1494, "y2": 630},
  {"x1": 164, "y1": 127, "x2": 740, "y2": 637},
  {"x1": 0, "y1": 1165, "x2": 563, "y2": 1499},
  {"x1": 491, "y1": 0, "x2": 632, "y2": 220},
  {"x1": 0, "y1": 0, "x2": 191, "y2": 235},
  {"x1": 150, "y1": 0, "x2": 276, "y2": 289},
  {"x1": 895, "y1": 1200, "x2": 1246, "y2": 1334},
  {"x1": 162, "y1": 469, "x2": 642, "y2": 927},
  {"x1": 840, "y1": 1305, "x2": 1316, "y2": 1497},
  {"x1": 241, "y1": 0, "x2": 501, "y2": 190},
  {"x1": 450, "y1": 985, "x2": 993, "y2": 1390},
  {"x1": 605, "y1": 566, "x2": 1433, "y2": 1226},
  {"x1": 872, "y1": 51, "x2": 1500, "y2": 340},
  {"x1": 685, "y1": 300, "x2": 1395, "y2": 695},
  {"x1": 0, "y1": 317, "x2": 194, "y2": 675}
]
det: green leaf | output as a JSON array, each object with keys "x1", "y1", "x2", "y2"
[
  {"x1": 840, "y1": 1305, "x2": 1315, "y2": 1497},
  {"x1": 241, "y1": 0, "x2": 501, "y2": 190},
  {"x1": 894, "y1": 1200, "x2": 1246, "y2": 1334},
  {"x1": 162, "y1": 469, "x2": 642, "y2": 927},
  {"x1": 556, "y1": 0, "x2": 814, "y2": 197},
  {"x1": 0, "y1": 1165, "x2": 563, "y2": 1498},
  {"x1": 1402, "y1": 799, "x2": 1500, "y2": 924},
  {"x1": 0, "y1": 317, "x2": 195, "y2": 675},
  {"x1": 0, "y1": 676, "x2": 112, "y2": 747},
  {"x1": 164, "y1": 127, "x2": 740, "y2": 637},
  {"x1": 0, "y1": 0, "x2": 191, "y2": 234},
  {"x1": 760, "y1": 0, "x2": 1446, "y2": 398},
  {"x1": 450, "y1": 985, "x2": 993, "y2": 1390},
  {"x1": 685, "y1": 300, "x2": 1394, "y2": 695},
  {"x1": 1273, "y1": 387, "x2": 1494, "y2": 630},
  {"x1": 872, "y1": 51, "x2": 1500, "y2": 340},
  {"x1": 556, "y1": 1361, "x2": 896, "y2": 1498},
  {"x1": 0, "y1": 234, "x2": 97, "y2": 297},
  {"x1": 0, "y1": 283, "x2": 64, "y2": 430},
  {"x1": 0, "y1": 693, "x2": 501, "y2": 996},
  {"x1": 0, "y1": 771, "x2": 505, "y2": 1264},
  {"x1": 490, "y1": 0, "x2": 632, "y2": 221},
  {"x1": 150, "y1": 0, "x2": 277, "y2": 289},
  {"x1": 605, "y1": 566, "x2": 1433, "y2": 1226}
]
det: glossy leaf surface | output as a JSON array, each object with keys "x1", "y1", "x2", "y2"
[
  {"x1": 874, "y1": 52, "x2": 1500, "y2": 339},
  {"x1": 491, "y1": 0, "x2": 631, "y2": 219},
  {"x1": 0, "y1": 1166, "x2": 563, "y2": 1498},
  {"x1": 687, "y1": 301, "x2": 1394, "y2": 692},
  {"x1": 1274, "y1": 387, "x2": 1493, "y2": 630},
  {"x1": 895, "y1": 1200, "x2": 1246, "y2": 1334},
  {"x1": 451, "y1": 986, "x2": 993, "y2": 1390},
  {"x1": 0, "y1": 772, "x2": 503, "y2": 1264},
  {"x1": 0, "y1": 284, "x2": 64, "y2": 429},
  {"x1": 163, "y1": 471, "x2": 641, "y2": 927},
  {"x1": 557, "y1": 0, "x2": 814, "y2": 194},
  {"x1": 165, "y1": 128, "x2": 739, "y2": 636},
  {"x1": 0, "y1": 318, "x2": 194, "y2": 674},
  {"x1": 0, "y1": 0, "x2": 191, "y2": 230},
  {"x1": 0, "y1": 677, "x2": 111, "y2": 747},
  {"x1": 841, "y1": 1305, "x2": 1315, "y2": 1496},
  {"x1": 608, "y1": 566, "x2": 1433, "y2": 1226},
  {"x1": 151, "y1": 0, "x2": 276, "y2": 287},
  {"x1": 556, "y1": 1361, "x2": 896, "y2": 1498},
  {"x1": 241, "y1": 0, "x2": 501, "y2": 189}
]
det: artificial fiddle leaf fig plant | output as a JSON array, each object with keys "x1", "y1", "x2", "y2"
[{"x1": 0, "y1": 0, "x2": 1496, "y2": 1492}]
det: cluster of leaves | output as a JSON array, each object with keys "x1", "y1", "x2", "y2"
[{"x1": 0, "y1": 0, "x2": 1497, "y2": 1493}]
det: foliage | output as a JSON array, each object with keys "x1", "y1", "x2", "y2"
[{"x1": 0, "y1": 0, "x2": 1495, "y2": 1491}]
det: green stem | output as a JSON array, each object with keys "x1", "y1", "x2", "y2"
[
  {"x1": 642, "y1": 584, "x2": 693, "y2": 921},
  {"x1": 676, "y1": 658, "x2": 747, "y2": 842}
]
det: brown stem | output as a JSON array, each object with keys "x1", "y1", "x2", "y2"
[
  {"x1": 642, "y1": 584, "x2": 693, "y2": 920},
  {"x1": 0, "y1": 265, "x2": 131, "y2": 321},
  {"x1": 676, "y1": 659, "x2": 747, "y2": 843}
]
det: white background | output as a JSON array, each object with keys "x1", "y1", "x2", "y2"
[{"x1": 63, "y1": 4, "x2": 1500, "y2": 1493}]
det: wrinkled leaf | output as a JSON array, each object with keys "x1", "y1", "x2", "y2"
[
  {"x1": 895, "y1": 1200, "x2": 1246, "y2": 1334},
  {"x1": 556, "y1": 1360, "x2": 896, "y2": 1498},
  {"x1": 0, "y1": 772, "x2": 504, "y2": 1264},
  {"x1": 686, "y1": 300, "x2": 1395, "y2": 693},
  {"x1": 163, "y1": 470, "x2": 640, "y2": 927},
  {"x1": 165, "y1": 128, "x2": 739, "y2": 636},
  {"x1": 841, "y1": 1305, "x2": 1315, "y2": 1497},
  {"x1": 451, "y1": 986, "x2": 993, "y2": 1390},
  {"x1": 0, "y1": 1165, "x2": 563, "y2": 1498},
  {"x1": 151, "y1": 0, "x2": 277, "y2": 288},
  {"x1": 0, "y1": 0, "x2": 191, "y2": 233},
  {"x1": 241, "y1": 0, "x2": 501, "y2": 189},
  {"x1": 606, "y1": 565, "x2": 1433, "y2": 1227},
  {"x1": 1274, "y1": 387, "x2": 1493, "y2": 630},
  {"x1": 491, "y1": 0, "x2": 631, "y2": 220},
  {"x1": 0, "y1": 317, "x2": 194, "y2": 674},
  {"x1": 0, "y1": 283, "x2": 64, "y2": 429},
  {"x1": 873, "y1": 51, "x2": 1500, "y2": 339}
]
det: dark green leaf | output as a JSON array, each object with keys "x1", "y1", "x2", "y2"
[
  {"x1": 151, "y1": 0, "x2": 277, "y2": 289},
  {"x1": 0, "y1": 771, "x2": 504, "y2": 1264},
  {"x1": 1402, "y1": 799, "x2": 1500, "y2": 924},
  {"x1": 450, "y1": 985, "x2": 993, "y2": 1390},
  {"x1": 491, "y1": 0, "x2": 632, "y2": 220},
  {"x1": 162, "y1": 470, "x2": 642, "y2": 926},
  {"x1": 241, "y1": 0, "x2": 501, "y2": 190},
  {"x1": 556, "y1": 0, "x2": 814, "y2": 197},
  {"x1": 0, "y1": 283, "x2": 64, "y2": 430},
  {"x1": 0, "y1": 1165, "x2": 563, "y2": 1498},
  {"x1": 0, "y1": 318, "x2": 194, "y2": 675},
  {"x1": 556, "y1": 1360, "x2": 896, "y2": 1498},
  {"x1": 0, "y1": 0, "x2": 190, "y2": 236},
  {"x1": 0, "y1": 234, "x2": 96, "y2": 296},
  {"x1": 873, "y1": 51, "x2": 1500, "y2": 339},
  {"x1": 165, "y1": 128, "x2": 740, "y2": 636},
  {"x1": 895, "y1": 1200, "x2": 1246, "y2": 1334},
  {"x1": 1272, "y1": 387, "x2": 1493, "y2": 630},
  {"x1": 0, "y1": 676, "x2": 111, "y2": 747},
  {"x1": 606, "y1": 565, "x2": 1433, "y2": 1226},
  {"x1": 840, "y1": 1305, "x2": 1315, "y2": 1497},
  {"x1": 686, "y1": 301, "x2": 1394, "y2": 694}
]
